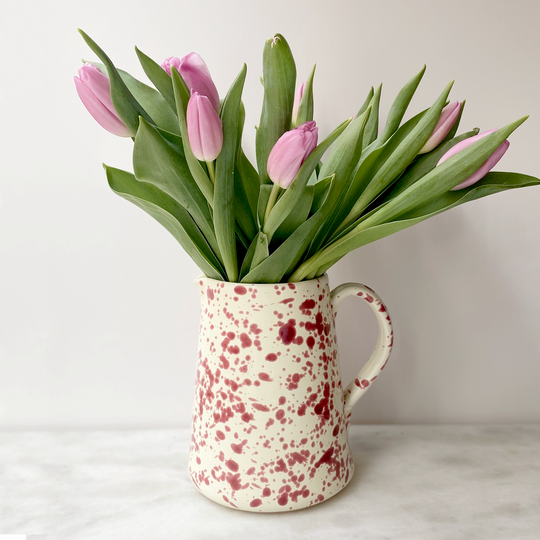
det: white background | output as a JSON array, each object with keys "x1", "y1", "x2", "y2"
[{"x1": 1, "y1": 0, "x2": 539, "y2": 429}]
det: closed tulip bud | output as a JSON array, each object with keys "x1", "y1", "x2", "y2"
[
  {"x1": 291, "y1": 83, "x2": 305, "y2": 128},
  {"x1": 267, "y1": 121, "x2": 318, "y2": 188},
  {"x1": 419, "y1": 101, "x2": 461, "y2": 154},
  {"x1": 161, "y1": 56, "x2": 182, "y2": 77},
  {"x1": 161, "y1": 53, "x2": 220, "y2": 113},
  {"x1": 186, "y1": 92, "x2": 223, "y2": 162},
  {"x1": 74, "y1": 63, "x2": 132, "y2": 137},
  {"x1": 438, "y1": 129, "x2": 510, "y2": 190}
]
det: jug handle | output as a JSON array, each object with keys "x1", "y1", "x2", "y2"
[{"x1": 330, "y1": 283, "x2": 393, "y2": 417}]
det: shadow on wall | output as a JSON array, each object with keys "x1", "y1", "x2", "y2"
[{"x1": 328, "y1": 204, "x2": 540, "y2": 424}]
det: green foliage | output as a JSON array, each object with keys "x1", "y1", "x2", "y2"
[
  {"x1": 294, "y1": 64, "x2": 316, "y2": 127},
  {"x1": 214, "y1": 64, "x2": 248, "y2": 282},
  {"x1": 104, "y1": 166, "x2": 225, "y2": 279},
  {"x1": 290, "y1": 172, "x2": 540, "y2": 281},
  {"x1": 79, "y1": 30, "x2": 152, "y2": 135},
  {"x1": 256, "y1": 34, "x2": 297, "y2": 184},
  {"x1": 135, "y1": 47, "x2": 177, "y2": 112},
  {"x1": 88, "y1": 61, "x2": 179, "y2": 134},
  {"x1": 79, "y1": 31, "x2": 538, "y2": 283}
]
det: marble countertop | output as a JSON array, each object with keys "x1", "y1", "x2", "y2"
[{"x1": 1, "y1": 425, "x2": 539, "y2": 539}]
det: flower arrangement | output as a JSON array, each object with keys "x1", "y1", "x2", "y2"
[{"x1": 75, "y1": 31, "x2": 539, "y2": 284}]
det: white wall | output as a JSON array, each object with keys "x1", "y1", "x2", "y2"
[{"x1": 1, "y1": 0, "x2": 539, "y2": 429}]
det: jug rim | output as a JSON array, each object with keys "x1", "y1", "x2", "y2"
[{"x1": 194, "y1": 273, "x2": 329, "y2": 289}]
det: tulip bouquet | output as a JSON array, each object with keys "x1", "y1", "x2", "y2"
[{"x1": 75, "y1": 31, "x2": 539, "y2": 283}]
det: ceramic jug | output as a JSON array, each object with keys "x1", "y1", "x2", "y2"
[{"x1": 189, "y1": 274, "x2": 393, "y2": 512}]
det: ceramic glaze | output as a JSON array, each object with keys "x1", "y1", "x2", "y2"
[{"x1": 189, "y1": 274, "x2": 393, "y2": 512}]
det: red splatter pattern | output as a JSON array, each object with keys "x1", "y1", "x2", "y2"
[{"x1": 189, "y1": 274, "x2": 392, "y2": 513}]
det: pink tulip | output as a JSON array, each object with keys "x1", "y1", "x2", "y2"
[
  {"x1": 161, "y1": 57, "x2": 182, "y2": 77},
  {"x1": 267, "y1": 121, "x2": 319, "y2": 188},
  {"x1": 291, "y1": 83, "x2": 305, "y2": 127},
  {"x1": 74, "y1": 63, "x2": 131, "y2": 137},
  {"x1": 437, "y1": 129, "x2": 510, "y2": 190},
  {"x1": 161, "y1": 53, "x2": 220, "y2": 113},
  {"x1": 419, "y1": 101, "x2": 462, "y2": 154},
  {"x1": 186, "y1": 92, "x2": 223, "y2": 162}
]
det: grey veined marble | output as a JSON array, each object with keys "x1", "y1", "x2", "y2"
[{"x1": 1, "y1": 425, "x2": 539, "y2": 540}]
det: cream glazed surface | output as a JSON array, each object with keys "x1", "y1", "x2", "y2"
[{"x1": 189, "y1": 274, "x2": 393, "y2": 512}]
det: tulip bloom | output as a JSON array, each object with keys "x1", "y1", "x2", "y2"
[
  {"x1": 419, "y1": 101, "x2": 461, "y2": 154},
  {"x1": 438, "y1": 129, "x2": 510, "y2": 190},
  {"x1": 161, "y1": 53, "x2": 220, "y2": 113},
  {"x1": 74, "y1": 63, "x2": 131, "y2": 137},
  {"x1": 186, "y1": 92, "x2": 223, "y2": 162},
  {"x1": 291, "y1": 83, "x2": 305, "y2": 128},
  {"x1": 267, "y1": 121, "x2": 319, "y2": 188}
]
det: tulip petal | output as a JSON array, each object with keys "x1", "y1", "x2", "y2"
[
  {"x1": 180, "y1": 53, "x2": 221, "y2": 113},
  {"x1": 161, "y1": 57, "x2": 182, "y2": 76},
  {"x1": 451, "y1": 140, "x2": 510, "y2": 190},
  {"x1": 78, "y1": 64, "x2": 118, "y2": 116},
  {"x1": 267, "y1": 122, "x2": 319, "y2": 188},
  {"x1": 267, "y1": 135, "x2": 306, "y2": 186},
  {"x1": 438, "y1": 130, "x2": 497, "y2": 164},
  {"x1": 186, "y1": 95, "x2": 204, "y2": 160},
  {"x1": 74, "y1": 76, "x2": 131, "y2": 137},
  {"x1": 187, "y1": 93, "x2": 223, "y2": 162},
  {"x1": 419, "y1": 101, "x2": 461, "y2": 153}
]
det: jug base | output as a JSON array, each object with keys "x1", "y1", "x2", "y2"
[{"x1": 189, "y1": 462, "x2": 356, "y2": 513}]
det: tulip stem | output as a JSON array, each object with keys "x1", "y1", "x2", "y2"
[
  {"x1": 206, "y1": 161, "x2": 215, "y2": 184},
  {"x1": 264, "y1": 183, "x2": 281, "y2": 224}
]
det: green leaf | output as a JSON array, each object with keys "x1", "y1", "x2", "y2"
[
  {"x1": 274, "y1": 185, "x2": 314, "y2": 243},
  {"x1": 79, "y1": 30, "x2": 151, "y2": 135},
  {"x1": 356, "y1": 87, "x2": 374, "y2": 117},
  {"x1": 298, "y1": 171, "x2": 540, "y2": 280},
  {"x1": 307, "y1": 109, "x2": 371, "y2": 255},
  {"x1": 239, "y1": 233, "x2": 259, "y2": 280},
  {"x1": 328, "y1": 108, "x2": 428, "y2": 239},
  {"x1": 250, "y1": 232, "x2": 269, "y2": 271},
  {"x1": 311, "y1": 175, "x2": 333, "y2": 214},
  {"x1": 135, "y1": 47, "x2": 176, "y2": 113},
  {"x1": 88, "y1": 61, "x2": 179, "y2": 135},
  {"x1": 257, "y1": 184, "x2": 274, "y2": 229},
  {"x1": 294, "y1": 117, "x2": 529, "y2": 281},
  {"x1": 170, "y1": 67, "x2": 214, "y2": 206},
  {"x1": 381, "y1": 129, "x2": 479, "y2": 202},
  {"x1": 378, "y1": 65, "x2": 426, "y2": 144},
  {"x1": 262, "y1": 118, "x2": 351, "y2": 241},
  {"x1": 104, "y1": 165, "x2": 225, "y2": 280},
  {"x1": 345, "y1": 81, "x2": 454, "y2": 224},
  {"x1": 241, "y1": 177, "x2": 335, "y2": 283},
  {"x1": 214, "y1": 64, "x2": 247, "y2": 282},
  {"x1": 242, "y1": 216, "x2": 320, "y2": 283},
  {"x1": 358, "y1": 116, "x2": 527, "y2": 228},
  {"x1": 363, "y1": 84, "x2": 382, "y2": 147},
  {"x1": 294, "y1": 64, "x2": 316, "y2": 127},
  {"x1": 318, "y1": 109, "x2": 369, "y2": 182},
  {"x1": 237, "y1": 101, "x2": 246, "y2": 151},
  {"x1": 307, "y1": 168, "x2": 319, "y2": 186},
  {"x1": 256, "y1": 34, "x2": 297, "y2": 184},
  {"x1": 132, "y1": 119, "x2": 221, "y2": 261},
  {"x1": 233, "y1": 163, "x2": 258, "y2": 241},
  {"x1": 231, "y1": 103, "x2": 258, "y2": 241},
  {"x1": 237, "y1": 149, "x2": 261, "y2": 222}
]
